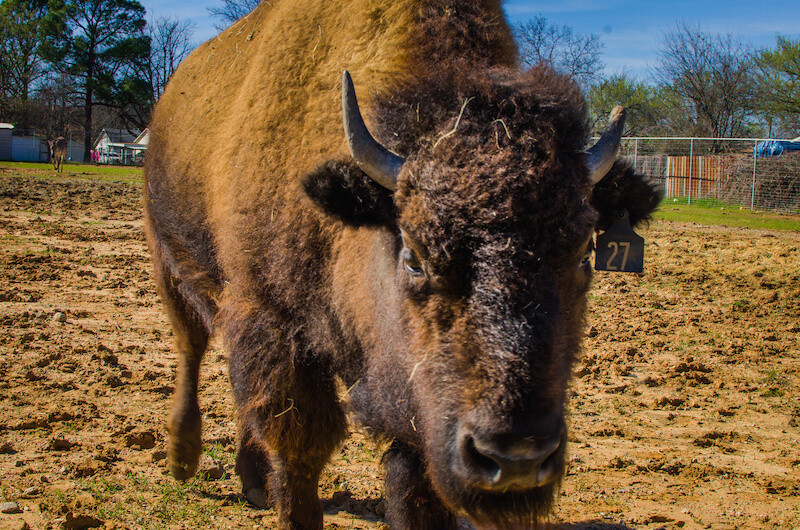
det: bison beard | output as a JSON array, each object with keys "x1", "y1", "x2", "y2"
[{"x1": 144, "y1": 0, "x2": 661, "y2": 528}]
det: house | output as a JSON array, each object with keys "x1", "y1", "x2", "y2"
[{"x1": 93, "y1": 128, "x2": 148, "y2": 165}]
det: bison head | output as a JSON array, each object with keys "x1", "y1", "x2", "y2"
[{"x1": 304, "y1": 68, "x2": 660, "y2": 525}]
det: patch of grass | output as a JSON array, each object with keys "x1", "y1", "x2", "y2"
[
  {"x1": 0, "y1": 234, "x2": 38, "y2": 245},
  {"x1": 666, "y1": 197, "x2": 736, "y2": 208},
  {"x1": 733, "y1": 299, "x2": 750, "y2": 309},
  {"x1": 91, "y1": 477, "x2": 125, "y2": 496},
  {"x1": 655, "y1": 199, "x2": 800, "y2": 231},
  {"x1": 0, "y1": 161, "x2": 142, "y2": 184},
  {"x1": 202, "y1": 442, "x2": 226, "y2": 462},
  {"x1": 760, "y1": 368, "x2": 788, "y2": 398},
  {"x1": 124, "y1": 470, "x2": 152, "y2": 492},
  {"x1": 61, "y1": 420, "x2": 79, "y2": 433},
  {"x1": 85, "y1": 477, "x2": 127, "y2": 520},
  {"x1": 149, "y1": 480, "x2": 215, "y2": 527}
]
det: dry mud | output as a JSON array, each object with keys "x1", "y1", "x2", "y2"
[{"x1": 0, "y1": 172, "x2": 798, "y2": 529}]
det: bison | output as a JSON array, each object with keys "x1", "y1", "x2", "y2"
[
  {"x1": 49, "y1": 137, "x2": 67, "y2": 172},
  {"x1": 144, "y1": 0, "x2": 662, "y2": 527}
]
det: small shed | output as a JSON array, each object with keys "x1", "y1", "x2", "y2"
[{"x1": 0, "y1": 123, "x2": 13, "y2": 161}]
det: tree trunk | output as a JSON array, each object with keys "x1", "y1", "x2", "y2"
[
  {"x1": 83, "y1": 84, "x2": 92, "y2": 163},
  {"x1": 84, "y1": 47, "x2": 95, "y2": 164}
]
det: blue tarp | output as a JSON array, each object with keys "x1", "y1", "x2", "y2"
[{"x1": 754, "y1": 140, "x2": 800, "y2": 158}]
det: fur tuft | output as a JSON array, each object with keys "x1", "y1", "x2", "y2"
[
  {"x1": 302, "y1": 159, "x2": 397, "y2": 228},
  {"x1": 591, "y1": 159, "x2": 663, "y2": 230}
]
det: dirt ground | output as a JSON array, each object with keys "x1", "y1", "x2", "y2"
[{"x1": 0, "y1": 171, "x2": 798, "y2": 530}]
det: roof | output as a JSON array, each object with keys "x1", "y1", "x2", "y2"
[
  {"x1": 102, "y1": 142, "x2": 147, "y2": 149},
  {"x1": 134, "y1": 128, "x2": 149, "y2": 145},
  {"x1": 93, "y1": 128, "x2": 141, "y2": 148}
]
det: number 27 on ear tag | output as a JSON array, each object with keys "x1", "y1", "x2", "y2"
[{"x1": 594, "y1": 210, "x2": 645, "y2": 273}]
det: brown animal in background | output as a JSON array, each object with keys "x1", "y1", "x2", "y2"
[
  {"x1": 49, "y1": 137, "x2": 67, "y2": 172},
  {"x1": 144, "y1": 0, "x2": 662, "y2": 528}
]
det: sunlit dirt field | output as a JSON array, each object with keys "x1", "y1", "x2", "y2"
[{"x1": 1, "y1": 170, "x2": 798, "y2": 529}]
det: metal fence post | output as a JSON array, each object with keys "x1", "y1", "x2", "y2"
[
  {"x1": 751, "y1": 140, "x2": 758, "y2": 210},
  {"x1": 633, "y1": 138, "x2": 639, "y2": 171},
  {"x1": 688, "y1": 138, "x2": 694, "y2": 204}
]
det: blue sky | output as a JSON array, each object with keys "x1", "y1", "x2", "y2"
[
  {"x1": 504, "y1": 0, "x2": 800, "y2": 79},
  {"x1": 140, "y1": 0, "x2": 800, "y2": 80}
]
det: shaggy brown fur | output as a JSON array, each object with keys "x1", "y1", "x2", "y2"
[
  {"x1": 592, "y1": 159, "x2": 663, "y2": 230},
  {"x1": 144, "y1": 0, "x2": 660, "y2": 528}
]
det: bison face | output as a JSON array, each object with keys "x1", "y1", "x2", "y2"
[
  {"x1": 389, "y1": 142, "x2": 597, "y2": 524},
  {"x1": 304, "y1": 70, "x2": 660, "y2": 525}
]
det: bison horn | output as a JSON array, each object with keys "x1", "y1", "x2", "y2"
[
  {"x1": 587, "y1": 105, "x2": 626, "y2": 185},
  {"x1": 342, "y1": 70, "x2": 405, "y2": 190}
]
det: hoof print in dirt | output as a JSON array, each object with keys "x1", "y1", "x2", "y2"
[
  {"x1": 48, "y1": 437, "x2": 78, "y2": 451},
  {"x1": 62, "y1": 512, "x2": 104, "y2": 530},
  {"x1": 123, "y1": 430, "x2": 156, "y2": 450}
]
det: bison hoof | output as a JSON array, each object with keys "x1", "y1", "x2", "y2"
[
  {"x1": 167, "y1": 431, "x2": 202, "y2": 481},
  {"x1": 169, "y1": 458, "x2": 198, "y2": 481},
  {"x1": 245, "y1": 487, "x2": 270, "y2": 509}
]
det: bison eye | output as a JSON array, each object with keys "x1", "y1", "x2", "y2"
[{"x1": 401, "y1": 247, "x2": 424, "y2": 276}]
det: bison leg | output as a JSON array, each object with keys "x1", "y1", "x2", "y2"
[
  {"x1": 151, "y1": 249, "x2": 209, "y2": 481},
  {"x1": 167, "y1": 329, "x2": 207, "y2": 481},
  {"x1": 268, "y1": 455, "x2": 328, "y2": 529},
  {"x1": 235, "y1": 423, "x2": 271, "y2": 508},
  {"x1": 226, "y1": 321, "x2": 347, "y2": 529},
  {"x1": 384, "y1": 441, "x2": 458, "y2": 529}
]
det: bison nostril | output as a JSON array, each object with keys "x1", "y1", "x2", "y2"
[
  {"x1": 457, "y1": 424, "x2": 564, "y2": 490},
  {"x1": 461, "y1": 434, "x2": 502, "y2": 484}
]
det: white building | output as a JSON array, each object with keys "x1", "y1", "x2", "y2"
[{"x1": 93, "y1": 128, "x2": 148, "y2": 165}]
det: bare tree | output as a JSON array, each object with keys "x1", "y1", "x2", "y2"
[
  {"x1": 514, "y1": 15, "x2": 604, "y2": 85},
  {"x1": 208, "y1": 0, "x2": 260, "y2": 29},
  {"x1": 29, "y1": 72, "x2": 83, "y2": 134},
  {"x1": 588, "y1": 74, "x2": 673, "y2": 136},
  {"x1": 105, "y1": 15, "x2": 195, "y2": 131},
  {"x1": 148, "y1": 16, "x2": 196, "y2": 101},
  {"x1": 656, "y1": 22, "x2": 756, "y2": 138}
]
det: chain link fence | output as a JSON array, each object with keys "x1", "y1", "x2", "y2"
[
  {"x1": 615, "y1": 137, "x2": 800, "y2": 213},
  {"x1": 2, "y1": 129, "x2": 88, "y2": 163},
  {"x1": 3, "y1": 129, "x2": 799, "y2": 210}
]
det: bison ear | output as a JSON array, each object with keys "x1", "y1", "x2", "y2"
[
  {"x1": 591, "y1": 160, "x2": 663, "y2": 231},
  {"x1": 302, "y1": 158, "x2": 397, "y2": 228}
]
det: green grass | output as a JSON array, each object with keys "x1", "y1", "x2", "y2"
[
  {"x1": 0, "y1": 161, "x2": 142, "y2": 184},
  {"x1": 655, "y1": 198, "x2": 800, "y2": 231},
  {"x1": 4, "y1": 161, "x2": 799, "y2": 230},
  {"x1": 760, "y1": 368, "x2": 789, "y2": 398}
]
